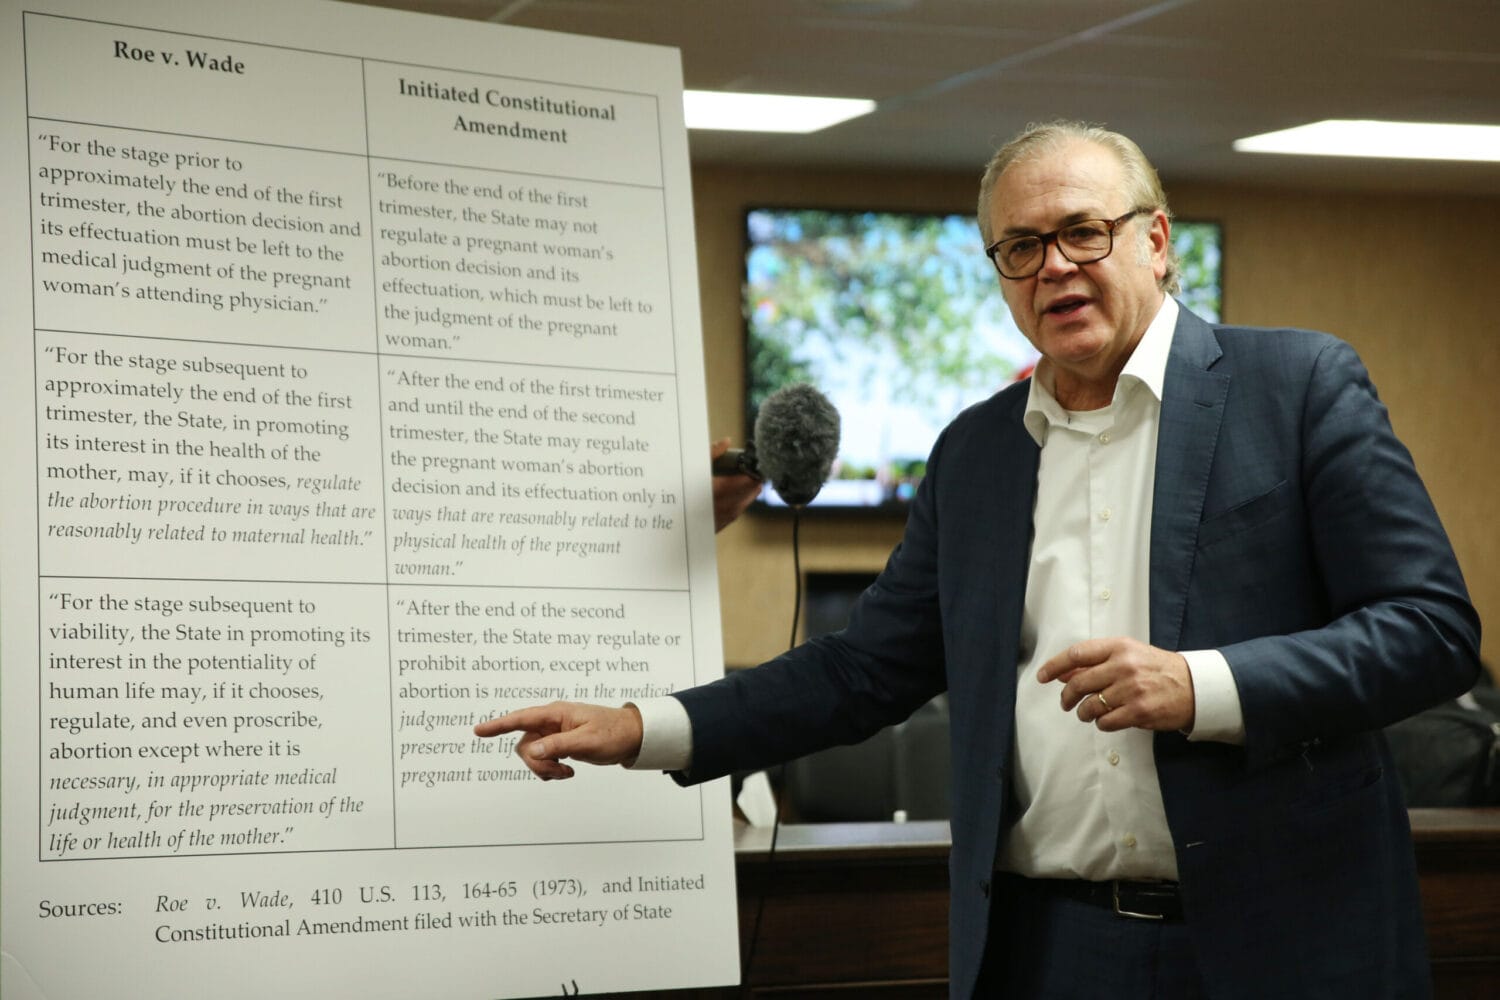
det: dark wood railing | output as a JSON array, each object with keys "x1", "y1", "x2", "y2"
[{"x1": 631, "y1": 810, "x2": 1500, "y2": 999}]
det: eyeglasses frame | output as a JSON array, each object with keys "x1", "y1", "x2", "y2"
[{"x1": 985, "y1": 208, "x2": 1151, "y2": 279}]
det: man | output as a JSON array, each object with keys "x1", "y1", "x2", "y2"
[{"x1": 477, "y1": 121, "x2": 1480, "y2": 998}]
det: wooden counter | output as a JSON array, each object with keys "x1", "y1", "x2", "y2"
[
  {"x1": 1410, "y1": 808, "x2": 1500, "y2": 997},
  {"x1": 627, "y1": 809, "x2": 1500, "y2": 999}
]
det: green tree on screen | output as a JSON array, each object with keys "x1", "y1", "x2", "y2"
[{"x1": 744, "y1": 210, "x2": 1018, "y2": 422}]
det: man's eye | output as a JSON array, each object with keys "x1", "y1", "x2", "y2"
[
  {"x1": 1004, "y1": 237, "x2": 1041, "y2": 260},
  {"x1": 1062, "y1": 223, "x2": 1108, "y2": 244}
]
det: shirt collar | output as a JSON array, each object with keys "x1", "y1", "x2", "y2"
[{"x1": 1023, "y1": 295, "x2": 1178, "y2": 445}]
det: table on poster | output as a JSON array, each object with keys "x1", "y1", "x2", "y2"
[{"x1": 3, "y1": 4, "x2": 737, "y2": 998}]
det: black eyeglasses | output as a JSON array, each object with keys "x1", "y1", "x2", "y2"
[{"x1": 985, "y1": 209, "x2": 1148, "y2": 279}]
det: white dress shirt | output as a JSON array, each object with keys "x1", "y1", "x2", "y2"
[
  {"x1": 999, "y1": 295, "x2": 1239, "y2": 880},
  {"x1": 633, "y1": 297, "x2": 1245, "y2": 880}
]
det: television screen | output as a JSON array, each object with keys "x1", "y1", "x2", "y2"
[{"x1": 742, "y1": 207, "x2": 1223, "y2": 511}]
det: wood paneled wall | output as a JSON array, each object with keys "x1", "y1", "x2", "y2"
[{"x1": 692, "y1": 165, "x2": 1498, "y2": 678}]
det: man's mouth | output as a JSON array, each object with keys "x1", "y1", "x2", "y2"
[{"x1": 1044, "y1": 295, "x2": 1089, "y2": 317}]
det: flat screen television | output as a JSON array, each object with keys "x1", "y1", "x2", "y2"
[{"x1": 742, "y1": 206, "x2": 1223, "y2": 512}]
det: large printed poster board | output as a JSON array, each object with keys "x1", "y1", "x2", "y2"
[{"x1": 0, "y1": 2, "x2": 740, "y2": 996}]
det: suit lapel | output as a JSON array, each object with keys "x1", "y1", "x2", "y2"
[
  {"x1": 970, "y1": 387, "x2": 1037, "y2": 710},
  {"x1": 1150, "y1": 309, "x2": 1229, "y2": 651},
  {"x1": 980, "y1": 388, "x2": 1038, "y2": 824},
  {"x1": 994, "y1": 396, "x2": 1039, "y2": 697},
  {"x1": 998, "y1": 387, "x2": 1039, "y2": 578}
]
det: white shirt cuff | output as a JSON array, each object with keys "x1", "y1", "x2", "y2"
[
  {"x1": 1182, "y1": 648, "x2": 1245, "y2": 744},
  {"x1": 626, "y1": 696, "x2": 693, "y2": 771}
]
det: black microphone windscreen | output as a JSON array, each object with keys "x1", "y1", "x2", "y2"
[{"x1": 753, "y1": 383, "x2": 840, "y2": 506}]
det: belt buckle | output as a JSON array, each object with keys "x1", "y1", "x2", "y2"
[{"x1": 1112, "y1": 881, "x2": 1165, "y2": 921}]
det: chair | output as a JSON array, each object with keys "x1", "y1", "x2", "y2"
[{"x1": 782, "y1": 695, "x2": 951, "y2": 822}]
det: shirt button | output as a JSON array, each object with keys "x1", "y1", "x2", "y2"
[
  {"x1": 1123, "y1": 834, "x2": 1137, "y2": 849},
  {"x1": 1099, "y1": 431, "x2": 1111, "y2": 444},
  {"x1": 1107, "y1": 750, "x2": 1121, "y2": 766},
  {"x1": 1099, "y1": 508, "x2": 1112, "y2": 521},
  {"x1": 1099, "y1": 588, "x2": 1112, "y2": 602}
]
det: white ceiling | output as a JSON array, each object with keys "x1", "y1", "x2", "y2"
[{"x1": 354, "y1": 0, "x2": 1500, "y2": 196}]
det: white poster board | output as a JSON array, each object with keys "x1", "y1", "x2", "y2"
[{"x1": 0, "y1": 2, "x2": 739, "y2": 996}]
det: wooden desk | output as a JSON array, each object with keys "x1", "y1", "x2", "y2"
[
  {"x1": 633, "y1": 810, "x2": 1500, "y2": 999},
  {"x1": 634, "y1": 822, "x2": 950, "y2": 999},
  {"x1": 1410, "y1": 808, "x2": 1500, "y2": 998}
]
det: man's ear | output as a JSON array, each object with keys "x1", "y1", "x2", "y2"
[{"x1": 1146, "y1": 210, "x2": 1171, "y2": 281}]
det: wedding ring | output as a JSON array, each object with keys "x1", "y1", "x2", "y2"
[{"x1": 1096, "y1": 692, "x2": 1112, "y2": 712}]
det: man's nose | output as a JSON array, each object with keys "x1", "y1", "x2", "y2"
[{"x1": 1037, "y1": 238, "x2": 1077, "y2": 279}]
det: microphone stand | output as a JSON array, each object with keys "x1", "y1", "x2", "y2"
[{"x1": 739, "y1": 505, "x2": 802, "y2": 997}]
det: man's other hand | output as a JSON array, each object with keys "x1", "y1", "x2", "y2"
[
  {"x1": 1037, "y1": 637, "x2": 1196, "y2": 733},
  {"x1": 474, "y1": 702, "x2": 644, "y2": 780}
]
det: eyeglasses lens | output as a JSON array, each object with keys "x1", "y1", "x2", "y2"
[{"x1": 995, "y1": 220, "x2": 1116, "y2": 278}]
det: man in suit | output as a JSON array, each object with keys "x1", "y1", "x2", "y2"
[{"x1": 476, "y1": 121, "x2": 1480, "y2": 998}]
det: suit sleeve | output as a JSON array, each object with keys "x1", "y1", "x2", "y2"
[
  {"x1": 1221, "y1": 339, "x2": 1480, "y2": 768},
  {"x1": 667, "y1": 426, "x2": 957, "y2": 785}
]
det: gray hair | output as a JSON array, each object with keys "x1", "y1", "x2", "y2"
[{"x1": 977, "y1": 120, "x2": 1180, "y2": 294}]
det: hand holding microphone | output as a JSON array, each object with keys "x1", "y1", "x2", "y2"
[
  {"x1": 711, "y1": 438, "x2": 761, "y2": 531},
  {"x1": 712, "y1": 383, "x2": 841, "y2": 509}
]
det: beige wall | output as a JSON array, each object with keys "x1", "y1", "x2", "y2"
[{"x1": 695, "y1": 165, "x2": 1498, "y2": 678}]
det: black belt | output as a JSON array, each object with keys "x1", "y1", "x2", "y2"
[{"x1": 1002, "y1": 874, "x2": 1185, "y2": 921}]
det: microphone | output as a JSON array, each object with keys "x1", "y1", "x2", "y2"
[{"x1": 712, "y1": 383, "x2": 840, "y2": 507}]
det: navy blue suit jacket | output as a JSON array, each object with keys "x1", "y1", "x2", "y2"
[{"x1": 676, "y1": 306, "x2": 1480, "y2": 998}]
